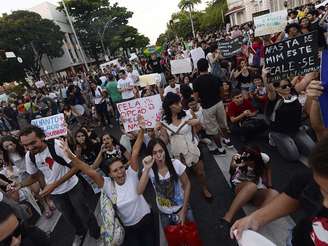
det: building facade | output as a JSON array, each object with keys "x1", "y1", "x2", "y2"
[
  {"x1": 29, "y1": 2, "x2": 89, "y2": 76},
  {"x1": 226, "y1": 0, "x2": 312, "y2": 26}
]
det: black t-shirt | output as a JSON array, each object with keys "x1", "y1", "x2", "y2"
[
  {"x1": 193, "y1": 74, "x2": 222, "y2": 109},
  {"x1": 267, "y1": 96, "x2": 302, "y2": 134},
  {"x1": 21, "y1": 226, "x2": 50, "y2": 246},
  {"x1": 148, "y1": 58, "x2": 163, "y2": 73},
  {"x1": 284, "y1": 170, "x2": 328, "y2": 246},
  {"x1": 80, "y1": 143, "x2": 101, "y2": 165}
]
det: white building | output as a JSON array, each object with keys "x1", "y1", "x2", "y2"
[
  {"x1": 29, "y1": 1, "x2": 90, "y2": 77},
  {"x1": 226, "y1": 0, "x2": 312, "y2": 26}
]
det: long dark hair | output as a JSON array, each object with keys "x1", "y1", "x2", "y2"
[
  {"x1": 146, "y1": 138, "x2": 178, "y2": 183},
  {"x1": 0, "y1": 136, "x2": 26, "y2": 165},
  {"x1": 74, "y1": 128, "x2": 94, "y2": 150},
  {"x1": 239, "y1": 145, "x2": 267, "y2": 180},
  {"x1": 162, "y1": 92, "x2": 186, "y2": 124}
]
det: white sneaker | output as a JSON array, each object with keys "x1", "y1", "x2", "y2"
[{"x1": 72, "y1": 235, "x2": 83, "y2": 246}]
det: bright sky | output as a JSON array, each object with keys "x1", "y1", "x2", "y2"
[{"x1": 1, "y1": 0, "x2": 207, "y2": 44}]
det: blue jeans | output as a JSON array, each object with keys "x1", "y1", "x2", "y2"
[
  {"x1": 159, "y1": 207, "x2": 194, "y2": 228},
  {"x1": 270, "y1": 129, "x2": 315, "y2": 161}
]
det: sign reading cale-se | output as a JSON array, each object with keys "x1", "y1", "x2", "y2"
[{"x1": 265, "y1": 32, "x2": 319, "y2": 82}]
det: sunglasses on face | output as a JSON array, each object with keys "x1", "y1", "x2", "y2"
[
  {"x1": 0, "y1": 223, "x2": 22, "y2": 246},
  {"x1": 273, "y1": 81, "x2": 291, "y2": 89}
]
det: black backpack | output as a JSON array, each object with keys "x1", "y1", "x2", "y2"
[{"x1": 29, "y1": 139, "x2": 71, "y2": 168}]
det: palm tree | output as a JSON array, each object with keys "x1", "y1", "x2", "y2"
[{"x1": 178, "y1": 0, "x2": 201, "y2": 38}]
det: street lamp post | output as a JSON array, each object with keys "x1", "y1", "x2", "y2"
[
  {"x1": 93, "y1": 17, "x2": 117, "y2": 59},
  {"x1": 62, "y1": 0, "x2": 89, "y2": 71}
]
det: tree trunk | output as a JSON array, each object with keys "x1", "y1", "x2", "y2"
[{"x1": 188, "y1": 5, "x2": 196, "y2": 38}]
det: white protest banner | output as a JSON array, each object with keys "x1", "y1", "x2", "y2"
[
  {"x1": 99, "y1": 59, "x2": 120, "y2": 72},
  {"x1": 35, "y1": 80, "x2": 45, "y2": 88},
  {"x1": 138, "y1": 73, "x2": 161, "y2": 87},
  {"x1": 190, "y1": 47, "x2": 205, "y2": 68},
  {"x1": 254, "y1": 10, "x2": 287, "y2": 37},
  {"x1": 31, "y1": 113, "x2": 67, "y2": 140},
  {"x1": 117, "y1": 95, "x2": 162, "y2": 132},
  {"x1": 170, "y1": 58, "x2": 192, "y2": 74}
]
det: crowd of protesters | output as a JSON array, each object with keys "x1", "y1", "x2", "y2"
[{"x1": 0, "y1": 1, "x2": 328, "y2": 246}]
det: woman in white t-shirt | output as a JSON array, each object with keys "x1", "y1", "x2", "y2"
[
  {"x1": 137, "y1": 138, "x2": 192, "y2": 229},
  {"x1": 61, "y1": 127, "x2": 155, "y2": 246},
  {"x1": 90, "y1": 82, "x2": 112, "y2": 127},
  {"x1": 0, "y1": 136, "x2": 55, "y2": 218},
  {"x1": 159, "y1": 92, "x2": 212, "y2": 200}
]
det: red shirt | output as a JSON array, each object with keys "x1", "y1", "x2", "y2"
[{"x1": 227, "y1": 99, "x2": 256, "y2": 119}]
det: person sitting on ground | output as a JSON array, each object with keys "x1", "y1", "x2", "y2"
[
  {"x1": 250, "y1": 76, "x2": 268, "y2": 113},
  {"x1": 266, "y1": 78, "x2": 315, "y2": 161},
  {"x1": 231, "y1": 136, "x2": 328, "y2": 246},
  {"x1": 227, "y1": 89, "x2": 267, "y2": 141},
  {"x1": 0, "y1": 202, "x2": 50, "y2": 246},
  {"x1": 218, "y1": 146, "x2": 278, "y2": 229}
]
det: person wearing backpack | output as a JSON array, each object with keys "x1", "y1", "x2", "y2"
[
  {"x1": 14, "y1": 125, "x2": 100, "y2": 245},
  {"x1": 60, "y1": 122, "x2": 155, "y2": 246}
]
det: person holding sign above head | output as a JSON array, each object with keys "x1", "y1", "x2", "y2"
[
  {"x1": 60, "y1": 121, "x2": 155, "y2": 246},
  {"x1": 14, "y1": 126, "x2": 100, "y2": 245}
]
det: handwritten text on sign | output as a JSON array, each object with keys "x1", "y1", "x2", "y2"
[
  {"x1": 264, "y1": 32, "x2": 319, "y2": 82},
  {"x1": 218, "y1": 37, "x2": 243, "y2": 58},
  {"x1": 117, "y1": 95, "x2": 162, "y2": 132},
  {"x1": 31, "y1": 113, "x2": 67, "y2": 139},
  {"x1": 170, "y1": 58, "x2": 192, "y2": 74},
  {"x1": 254, "y1": 10, "x2": 287, "y2": 37}
]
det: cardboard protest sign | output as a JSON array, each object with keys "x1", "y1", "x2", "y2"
[
  {"x1": 99, "y1": 59, "x2": 120, "y2": 72},
  {"x1": 31, "y1": 113, "x2": 67, "y2": 140},
  {"x1": 254, "y1": 10, "x2": 287, "y2": 37},
  {"x1": 138, "y1": 73, "x2": 161, "y2": 87},
  {"x1": 218, "y1": 37, "x2": 243, "y2": 58},
  {"x1": 190, "y1": 47, "x2": 205, "y2": 68},
  {"x1": 252, "y1": 9, "x2": 270, "y2": 19},
  {"x1": 170, "y1": 58, "x2": 192, "y2": 74},
  {"x1": 117, "y1": 95, "x2": 162, "y2": 132},
  {"x1": 264, "y1": 32, "x2": 319, "y2": 82},
  {"x1": 320, "y1": 49, "x2": 328, "y2": 127}
]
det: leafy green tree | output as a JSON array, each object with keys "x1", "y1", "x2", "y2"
[
  {"x1": 178, "y1": 0, "x2": 201, "y2": 38},
  {"x1": 0, "y1": 11, "x2": 64, "y2": 81},
  {"x1": 58, "y1": 0, "x2": 149, "y2": 62},
  {"x1": 199, "y1": 0, "x2": 228, "y2": 30}
]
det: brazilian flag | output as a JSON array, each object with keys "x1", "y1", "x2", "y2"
[{"x1": 143, "y1": 46, "x2": 163, "y2": 57}]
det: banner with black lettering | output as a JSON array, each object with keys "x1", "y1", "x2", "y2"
[
  {"x1": 264, "y1": 32, "x2": 320, "y2": 82},
  {"x1": 218, "y1": 37, "x2": 243, "y2": 58}
]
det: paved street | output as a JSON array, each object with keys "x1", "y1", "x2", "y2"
[{"x1": 42, "y1": 128, "x2": 309, "y2": 246}]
